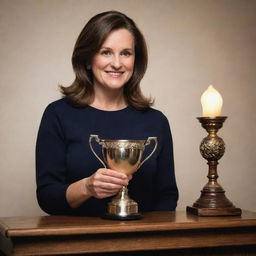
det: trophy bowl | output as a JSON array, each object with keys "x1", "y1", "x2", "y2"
[{"x1": 89, "y1": 135, "x2": 158, "y2": 220}]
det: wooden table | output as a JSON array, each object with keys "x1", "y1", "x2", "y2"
[{"x1": 0, "y1": 210, "x2": 256, "y2": 256}]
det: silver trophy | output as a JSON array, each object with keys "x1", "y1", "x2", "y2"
[{"x1": 89, "y1": 135, "x2": 158, "y2": 220}]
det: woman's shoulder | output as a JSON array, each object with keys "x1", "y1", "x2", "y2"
[
  {"x1": 40, "y1": 98, "x2": 76, "y2": 121},
  {"x1": 44, "y1": 98, "x2": 75, "y2": 113},
  {"x1": 46, "y1": 98, "x2": 68, "y2": 109},
  {"x1": 139, "y1": 107, "x2": 168, "y2": 122}
]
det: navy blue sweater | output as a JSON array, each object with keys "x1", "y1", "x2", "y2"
[{"x1": 36, "y1": 99, "x2": 178, "y2": 215}]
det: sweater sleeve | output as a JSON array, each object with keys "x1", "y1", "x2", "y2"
[
  {"x1": 153, "y1": 114, "x2": 178, "y2": 211},
  {"x1": 36, "y1": 104, "x2": 71, "y2": 215}
]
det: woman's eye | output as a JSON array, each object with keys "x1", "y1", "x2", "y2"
[
  {"x1": 121, "y1": 51, "x2": 132, "y2": 57},
  {"x1": 100, "y1": 50, "x2": 111, "y2": 56}
]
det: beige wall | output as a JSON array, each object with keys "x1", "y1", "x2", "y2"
[{"x1": 0, "y1": 0, "x2": 255, "y2": 217}]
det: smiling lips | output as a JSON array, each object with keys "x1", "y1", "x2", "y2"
[{"x1": 105, "y1": 71, "x2": 125, "y2": 78}]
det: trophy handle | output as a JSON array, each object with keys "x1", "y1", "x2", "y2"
[
  {"x1": 89, "y1": 135, "x2": 106, "y2": 168},
  {"x1": 138, "y1": 137, "x2": 158, "y2": 168}
]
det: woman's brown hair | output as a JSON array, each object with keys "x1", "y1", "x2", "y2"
[{"x1": 60, "y1": 11, "x2": 153, "y2": 111}]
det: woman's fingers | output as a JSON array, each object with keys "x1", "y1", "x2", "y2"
[
  {"x1": 85, "y1": 168, "x2": 131, "y2": 199},
  {"x1": 95, "y1": 168, "x2": 129, "y2": 186},
  {"x1": 127, "y1": 174, "x2": 133, "y2": 181},
  {"x1": 89, "y1": 184, "x2": 121, "y2": 199},
  {"x1": 99, "y1": 175, "x2": 129, "y2": 186},
  {"x1": 93, "y1": 180, "x2": 123, "y2": 191},
  {"x1": 101, "y1": 168, "x2": 128, "y2": 179}
]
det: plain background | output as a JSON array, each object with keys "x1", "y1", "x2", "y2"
[{"x1": 0, "y1": 0, "x2": 255, "y2": 217}]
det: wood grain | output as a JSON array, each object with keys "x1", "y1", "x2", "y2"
[{"x1": 0, "y1": 211, "x2": 256, "y2": 255}]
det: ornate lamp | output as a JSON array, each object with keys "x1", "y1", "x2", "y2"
[{"x1": 187, "y1": 86, "x2": 241, "y2": 216}]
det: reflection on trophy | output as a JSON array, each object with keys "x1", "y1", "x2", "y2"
[{"x1": 89, "y1": 135, "x2": 158, "y2": 220}]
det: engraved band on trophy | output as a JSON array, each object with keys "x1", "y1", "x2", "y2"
[{"x1": 89, "y1": 134, "x2": 158, "y2": 220}]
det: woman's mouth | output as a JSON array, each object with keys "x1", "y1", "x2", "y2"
[{"x1": 105, "y1": 71, "x2": 124, "y2": 78}]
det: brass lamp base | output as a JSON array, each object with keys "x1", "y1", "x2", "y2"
[
  {"x1": 187, "y1": 116, "x2": 242, "y2": 217},
  {"x1": 187, "y1": 206, "x2": 242, "y2": 217}
]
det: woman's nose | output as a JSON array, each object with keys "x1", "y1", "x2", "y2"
[{"x1": 111, "y1": 55, "x2": 122, "y2": 69}]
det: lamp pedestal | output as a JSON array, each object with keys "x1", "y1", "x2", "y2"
[{"x1": 187, "y1": 116, "x2": 242, "y2": 216}]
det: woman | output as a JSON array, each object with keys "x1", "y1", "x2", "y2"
[{"x1": 36, "y1": 11, "x2": 178, "y2": 216}]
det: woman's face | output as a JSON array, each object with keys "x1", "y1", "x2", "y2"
[{"x1": 91, "y1": 28, "x2": 135, "y2": 91}]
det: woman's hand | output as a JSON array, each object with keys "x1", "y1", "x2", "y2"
[
  {"x1": 66, "y1": 168, "x2": 132, "y2": 208},
  {"x1": 85, "y1": 168, "x2": 131, "y2": 199}
]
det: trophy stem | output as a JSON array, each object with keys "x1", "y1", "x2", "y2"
[
  {"x1": 104, "y1": 186, "x2": 141, "y2": 220},
  {"x1": 187, "y1": 117, "x2": 241, "y2": 216}
]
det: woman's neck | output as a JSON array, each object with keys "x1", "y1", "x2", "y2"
[{"x1": 90, "y1": 86, "x2": 127, "y2": 111}]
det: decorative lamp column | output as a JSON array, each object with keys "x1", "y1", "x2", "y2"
[{"x1": 187, "y1": 86, "x2": 242, "y2": 216}]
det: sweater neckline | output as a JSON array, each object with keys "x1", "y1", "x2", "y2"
[{"x1": 86, "y1": 105, "x2": 130, "y2": 113}]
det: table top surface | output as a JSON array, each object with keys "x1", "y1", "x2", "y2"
[{"x1": 1, "y1": 210, "x2": 256, "y2": 238}]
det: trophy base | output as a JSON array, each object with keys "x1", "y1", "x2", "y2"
[
  {"x1": 104, "y1": 186, "x2": 141, "y2": 220},
  {"x1": 103, "y1": 212, "x2": 141, "y2": 220}
]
